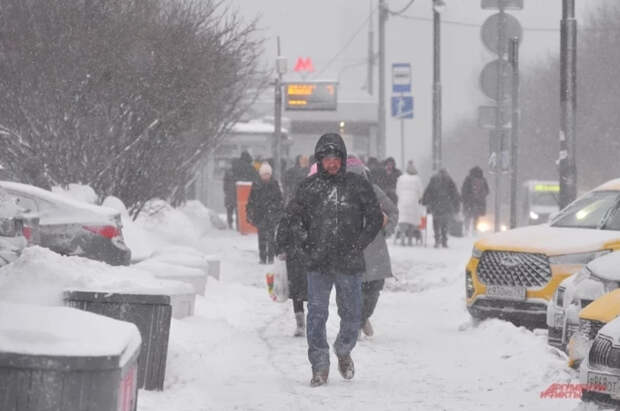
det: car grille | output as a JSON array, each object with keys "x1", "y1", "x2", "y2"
[
  {"x1": 589, "y1": 336, "x2": 620, "y2": 369},
  {"x1": 580, "y1": 319, "x2": 606, "y2": 341},
  {"x1": 477, "y1": 251, "x2": 552, "y2": 288}
]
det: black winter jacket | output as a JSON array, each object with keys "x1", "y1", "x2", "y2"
[
  {"x1": 246, "y1": 179, "x2": 284, "y2": 230},
  {"x1": 288, "y1": 133, "x2": 383, "y2": 275},
  {"x1": 422, "y1": 170, "x2": 460, "y2": 216}
]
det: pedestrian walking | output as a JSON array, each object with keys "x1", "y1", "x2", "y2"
[
  {"x1": 283, "y1": 154, "x2": 310, "y2": 203},
  {"x1": 461, "y1": 166, "x2": 490, "y2": 235},
  {"x1": 223, "y1": 161, "x2": 237, "y2": 229},
  {"x1": 287, "y1": 133, "x2": 383, "y2": 387},
  {"x1": 246, "y1": 162, "x2": 283, "y2": 264},
  {"x1": 395, "y1": 161, "x2": 424, "y2": 246},
  {"x1": 422, "y1": 168, "x2": 460, "y2": 248},
  {"x1": 276, "y1": 200, "x2": 309, "y2": 337},
  {"x1": 346, "y1": 154, "x2": 397, "y2": 338},
  {"x1": 373, "y1": 157, "x2": 402, "y2": 205}
]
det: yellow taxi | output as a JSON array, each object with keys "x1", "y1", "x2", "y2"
[{"x1": 466, "y1": 179, "x2": 620, "y2": 327}]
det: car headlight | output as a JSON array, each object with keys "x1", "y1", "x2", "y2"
[
  {"x1": 549, "y1": 250, "x2": 612, "y2": 265},
  {"x1": 472, "y1": 246, "x2": 483, "y2": 259},
  {"x1": 529, "y1": 211, "x2": 539, "y2": 220},
  {"x1": 465, "y1": 270, "x2": 474, "y2": 298}
]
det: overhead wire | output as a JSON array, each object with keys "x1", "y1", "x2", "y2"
[
  {"x1": 313, "y1": 5, "x2": 378, "y2": 78},
  {"x1": 396, "y1": 14, "x2": 559, "y2": 32}
]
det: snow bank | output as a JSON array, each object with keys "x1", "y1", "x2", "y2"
[
  {"x1": 51, "y1": 183, "x2": 98, "y2": 204},
  {"x1": 0, "y1": 302, "x2": 141, "y2": 365},
  {"x1": 0, "y1": 246, "x2": 193, "y2": 306}
]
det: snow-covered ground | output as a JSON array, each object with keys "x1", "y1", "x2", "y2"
[{"x1": 137, "y1": 229, "x2": 587, "y2": 411}]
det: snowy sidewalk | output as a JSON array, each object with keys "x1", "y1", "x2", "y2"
[{"x1": 138, "y1": 231, "x2": 584, "y2": 411}]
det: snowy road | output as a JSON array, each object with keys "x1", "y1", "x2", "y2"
[{"x1": 138, "y1": 231, "x2": 587, "y2": 411}]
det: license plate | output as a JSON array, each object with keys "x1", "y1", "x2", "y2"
[
  {"x1": 588, "y1": 372, "x2": 620, "y2": 394},
  {"x1": 486, "y1": 285, "x2": 526, "y2": 301}
]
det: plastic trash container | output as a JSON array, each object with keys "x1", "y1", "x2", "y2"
[
  {"x1": 236, "y1": 181, "x2": 257, "y2": 235},
  {"x1": 0, "y1": 302, "x2": 140, "y2": 411},
  {"x1": 64, "y1": 291, "x2": 171, "y2": 391}
]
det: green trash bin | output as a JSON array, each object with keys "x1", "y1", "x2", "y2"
[
  {"x1": 64, "y1": 291, "x2": 172, "y2": 391},
  {"x1": 0, "y1": 303, "x2": 140, "y2": 411}
]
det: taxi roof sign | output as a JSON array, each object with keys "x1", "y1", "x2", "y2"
[{"x1": 534, "y1": 183, "x2": 560, "y2": 193}]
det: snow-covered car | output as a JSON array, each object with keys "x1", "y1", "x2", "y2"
[
  {"x1": 546, "y1": 270, "x2": 588, "y2": 350},
  {"x1": 0, "y1": 189, "x2": 39, "y2": 265},
  {"x1": 580, "y1": 315, "x2": 620, "y2": 407},
  {"x1": 466, "y1": 178, "x2": 620, "y2": 328},
  {"x1": 0, "y1": 181, "x2": 131, "y2": 265}
]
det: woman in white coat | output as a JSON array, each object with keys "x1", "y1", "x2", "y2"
[{"x1": 395, "y1": 161, "x2": 424, "y2": 246}]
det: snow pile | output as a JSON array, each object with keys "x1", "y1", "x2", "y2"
[
  {"x1": 51, "y1": 183, "x2": 98, "y2": 204},
  {"x1": 0, "y1": 246, "x2": 193, "y2": 306},
  {"x1": 0, "y1": 302, "x2": 141, "y2": 365}
]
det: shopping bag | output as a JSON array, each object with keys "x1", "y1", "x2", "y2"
[{"x1": 265, "y1": 259, "x2": 289, "y2": 302}]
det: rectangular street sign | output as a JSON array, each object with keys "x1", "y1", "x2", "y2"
[
  {"x1": 392, "y1": 63, "x2": 411, "y2": 93},
  {"x1": 481, "y1": 0, "x2": 523, "y2": 10},
  {"x1": 284, "y1": 81, "x2": 338, "y2": 111},
  {"x1": 391, "y1": 96, "x2": 414, "y2": 119},
  {"x1": 478, "y1": 105, "x2": 511, "y2": 129}
]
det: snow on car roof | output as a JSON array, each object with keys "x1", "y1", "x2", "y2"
[
  {"x1": 593, "y1": 178, "x2": 620, "y2": 192},
  {"x1": 0, "y1": 302, "x2": 141, "y2": 366},
  {"x1": 0, "y1": 181, "x2": 118, "y2": 221}
]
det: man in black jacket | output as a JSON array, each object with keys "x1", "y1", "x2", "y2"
[
  {"x1": 422, "y1": 168, "x2": 460, "y2": 248},
  {"x1": 287, "y1": 133, "x2": 383, "y2": 387}
]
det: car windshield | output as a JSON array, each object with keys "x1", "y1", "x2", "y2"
[
  {"x1": 531, "y1": 191, "x2": 559, "y2": 207},
  {"x1": 551, "y1": 191, "x2": 620, "y2": 229}
]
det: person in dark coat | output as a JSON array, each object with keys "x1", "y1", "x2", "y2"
[
  {"x1": 276, "y1": 200, "x2": 309, "y2": 337},
  {"x1": 222, "y1": 161, "x2": 237, "y2": 229},
  {"x1": 283, "y1": 154, "x2": 310, "y2": 204},
  {"x1": 246, "y1": 162, "x2": 283, "y2": 264},
  {"x1": 373, "y1": 157, "x2": 402, "y2": 205},
  {"x1": 422, "y1": 168, "x2": 460, "y2": 248},
  {"x1": 461, "y1": 166, "x2": 490, "y2": 235},
  {"x1": 233, "y1": 151, "x2": 259, "y2": 184},
  {"x1": 287, "y1": 132, "x2": 383, "y2": 387},
  {"x1": 345, "y1": 154, "x2": 398, "y2": 338}
]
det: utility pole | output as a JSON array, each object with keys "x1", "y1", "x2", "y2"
[
  {"x1": 367, "y1": 1, "x2": 375, "y2": 95},
  {"x1": 509, "y1": 37, "x2": 520, "y2": 229},
  {"x1": 432, "y1": 0, "x2": 442, "y2": 171},
  {"x1": 559, "y1": 0, "x2": 577, "y2": 208},
  {"x1": 493, "y1": 6, "x2": 506, "y2": 232},
  {"x1": 274, "y1": 37, "x2": 287, "y2": 183},
  {"x1": 378, "y1": 0, "x2": 387, "y2": 159}
]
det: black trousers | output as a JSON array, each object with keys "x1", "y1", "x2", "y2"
[
  {"x1": 361, "y1": 279, "x2": 385, "y2": 325},
  {"x1": 257, "y1": 226, "x2": 276, "y2": 263},
  {"x1": 432, "y1": 213, "x2": 450, "y2": 246}
]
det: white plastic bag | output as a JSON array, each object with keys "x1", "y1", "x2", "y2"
[{"x1": 265, "y1": 259, "x2": 289, "y2": 302}]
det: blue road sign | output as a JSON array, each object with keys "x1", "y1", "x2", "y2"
[
  {"x1": 391, "y1": 96, "x2": 414, "y2": 119},
  {"x1": 392, "y1": 63, "x2": 411, "y2": 93}
]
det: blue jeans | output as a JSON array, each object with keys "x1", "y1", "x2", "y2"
[{"x1": 306, "y1": 270, "x2": 362, "y2": 372}]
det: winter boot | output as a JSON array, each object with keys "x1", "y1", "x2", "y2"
[
  {"x1": 310, "y1": 369, "x2": 329, "y2": 387},
  {"x1": 337, "y1": 354, "x2": 355, "y2": 380},
  {"x1": 294, "y1": 312, "x2": 305, "y2": 337},
  {"x1": 362, "y1": 319, "x2": 374, "y2": 337}
]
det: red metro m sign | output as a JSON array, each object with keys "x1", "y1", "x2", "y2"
[{"x1": 293, "y1": 57, "x2": 315, "y2": 73}]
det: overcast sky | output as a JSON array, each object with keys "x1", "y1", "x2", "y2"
[{"x1": 233, "y1": 0, "x2": 606, "y2": 166}]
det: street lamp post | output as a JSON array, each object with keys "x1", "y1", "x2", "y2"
[
  {"x1": 432, "y1": 0, "x2": 445, "y2": 171},
  {"x1": 559, "y1": 0, "x2": 577, "y2": 208},
  {"x1": 274, "y1": 38, "x2": 287, "y2": 183}
]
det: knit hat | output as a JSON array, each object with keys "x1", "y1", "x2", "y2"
[{"x1": 259, "y1": 162, "x2": 272, "y2": 176}]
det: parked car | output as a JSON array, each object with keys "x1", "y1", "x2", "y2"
[
  {"x1": 0, "y1": 188, "x2": 39, "y2": 265},
  {"x1": 579, "y1": 314, "x2": 620, "y2": 407},
  {"x1": 465, "y1": 178, "x2": 620, "y2": 328},
  {"x1": 546, "y1": 270, "x2": 589, "y2": 350},
  {"x1": 0, "y1": 181, "x2": 131, "y2": 265}
]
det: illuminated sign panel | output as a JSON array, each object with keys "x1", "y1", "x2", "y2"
[{"x1": 285, "y1": 82, "x2": 338, "y2": 111}]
